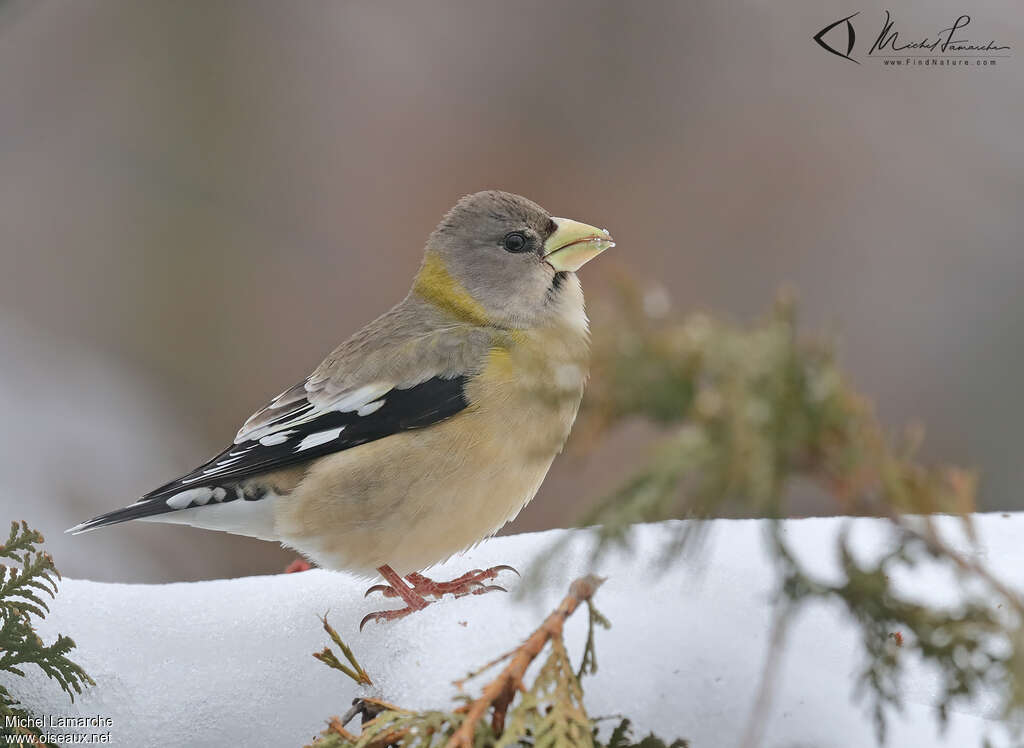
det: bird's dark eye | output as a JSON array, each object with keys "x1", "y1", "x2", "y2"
[{"x1": 502, "y1": 231, "x2": 529, "y2": 253}]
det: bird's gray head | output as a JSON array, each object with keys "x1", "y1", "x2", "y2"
[{"x1": 413, "y1": 190, "x2": 614, "y2": 329}]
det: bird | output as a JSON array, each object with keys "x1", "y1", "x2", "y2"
[{"x1": 68, "y1": 190, "x2": 614, "y2": 627}]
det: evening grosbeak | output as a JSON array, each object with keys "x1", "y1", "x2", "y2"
[{"x1": 69, "y1": 191, "x2": 614, "y2": 626}]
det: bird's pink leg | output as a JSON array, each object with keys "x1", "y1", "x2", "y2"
[
  {"x1": 284, "y1": 558, "x2": 313, "y2": 573},
  {"x1": 360, "y1": 565, "x2": 431, "y2": 630},
  {"x1": 360, "y1": 564, "x2": 518, "y2": 629}
]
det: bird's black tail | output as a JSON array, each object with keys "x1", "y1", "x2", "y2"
[{"x1": 66, "y1": 484, "x2": 237, "y2": 535}]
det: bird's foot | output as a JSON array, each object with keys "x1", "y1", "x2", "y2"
[
  {"x1": 406, "y1": 566, "x2": 519, "y2": 599},
  {"x1": 360, "y1": 564, "x2": 518, "y2": 629},
  {"x1": 360, "y1": 565, "x2": 432, "y2": 630},
  {"x1": 365, "y1": 565, "x2": 518, "y2": 601}
]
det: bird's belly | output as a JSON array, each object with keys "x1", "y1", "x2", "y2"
[{"x1": 275, "y1": 372, "x2": 584, "y2": 576}]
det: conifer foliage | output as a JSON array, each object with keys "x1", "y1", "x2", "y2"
[
  {"x1": 0, "y1": 522, "x2": 93, "y2": 746},
  {"x1": 309, "y1": 576, "x2": 686, "y2": 748},
  {"x1": 578, "y1": 286, "x2": 1023, "y2": 742}
]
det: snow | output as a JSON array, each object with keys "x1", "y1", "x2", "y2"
[{"x1": 5, "y1": 514, "x2": 1022, "y2": 747}]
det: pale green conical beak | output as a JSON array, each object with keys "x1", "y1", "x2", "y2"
[{"x1": 543, "y1": 217, "x2": 615, "y2": 272}]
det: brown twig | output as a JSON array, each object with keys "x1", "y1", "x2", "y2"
[
  {"x1": 340, "y1": 697, "x2": 409, "y2": 727},
  {"x1": 490, "y1": 679, "x2": 518, "y2": 735},
  {"x1": 324, "y1": 716, "x2": 359, "y2": 742},
  {"x1": 453, "y1": 648, "x2": 517, "y2": 690},
  {"x1": 444, "y1": 574, "x2": 605, "y2": 748},
  {"x1": 312, "y1": 699, "x2": 412, "y2": 748}
]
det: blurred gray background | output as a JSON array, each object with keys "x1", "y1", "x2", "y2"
[{"x1": 1, "y1": 0, "x2": 1021, "y2": 582}]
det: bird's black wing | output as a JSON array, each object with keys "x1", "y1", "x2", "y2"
[
  {"x1": 68, "y1": 375, "x2": 469, "y2": 533},
  {"x1": 152, "y1": 374, "x2": 470, "y2": 496}
]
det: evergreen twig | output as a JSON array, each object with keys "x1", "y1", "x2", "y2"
[
  {"x1": 314, "y1": 614, "x2": 374, "y2": 686},
  {"x1": 0, "y1": 522, "x2": 94, "y2": 747}
]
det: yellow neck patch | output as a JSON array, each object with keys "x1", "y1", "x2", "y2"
[{"x1": 413, "y1": 251, "x2": 491, "y2": 326}]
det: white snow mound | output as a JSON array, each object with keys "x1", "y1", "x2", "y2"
[{"x1": 4, "y1": 514, "x2": 1023, "y2": 747}]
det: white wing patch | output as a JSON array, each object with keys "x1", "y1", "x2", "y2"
[
  {"x1": 234, "y1": 381, "x2": 392, "y2": 445},
  {"x1": 330, "y1": 383, "x2": 393, "y2": 413},
  {"x1": 296, "y1": 427, "x2": 345, "y2": 452},
  {"x1": 259, "y1": 430, "x2": 295, "y2": 446},
  {"x1": 166, "y1": 486, "x2": 228, "y2": 510},
  {"x1": 356, "y1": 399, "x2": 386, "y2": 416}
]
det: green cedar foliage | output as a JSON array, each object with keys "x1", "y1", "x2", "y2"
[
  {"x1": 0, "y1": 522, "x2": 94, "y2": 746},
  {"x1": 576, "y1": 284, "x2": 1023, "y2": 742}
]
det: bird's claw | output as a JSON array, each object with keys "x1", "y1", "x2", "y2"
[
  {"x1": 490, "y1": 564, "x2": 520, "y2": 577},
  {"x1": 359, "y1": 607, "x2": 416, "y2": 631},
  {"x1": 364, "y1": 583, "x2": 397, "y2": 599},
  {"x1": 473, "y1": 584, "x2": 507, "y2": 595}
]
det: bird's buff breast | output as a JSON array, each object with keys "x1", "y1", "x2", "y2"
[{"x1": 274, "y1": 329, "x2": 589, "y2": 576}]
